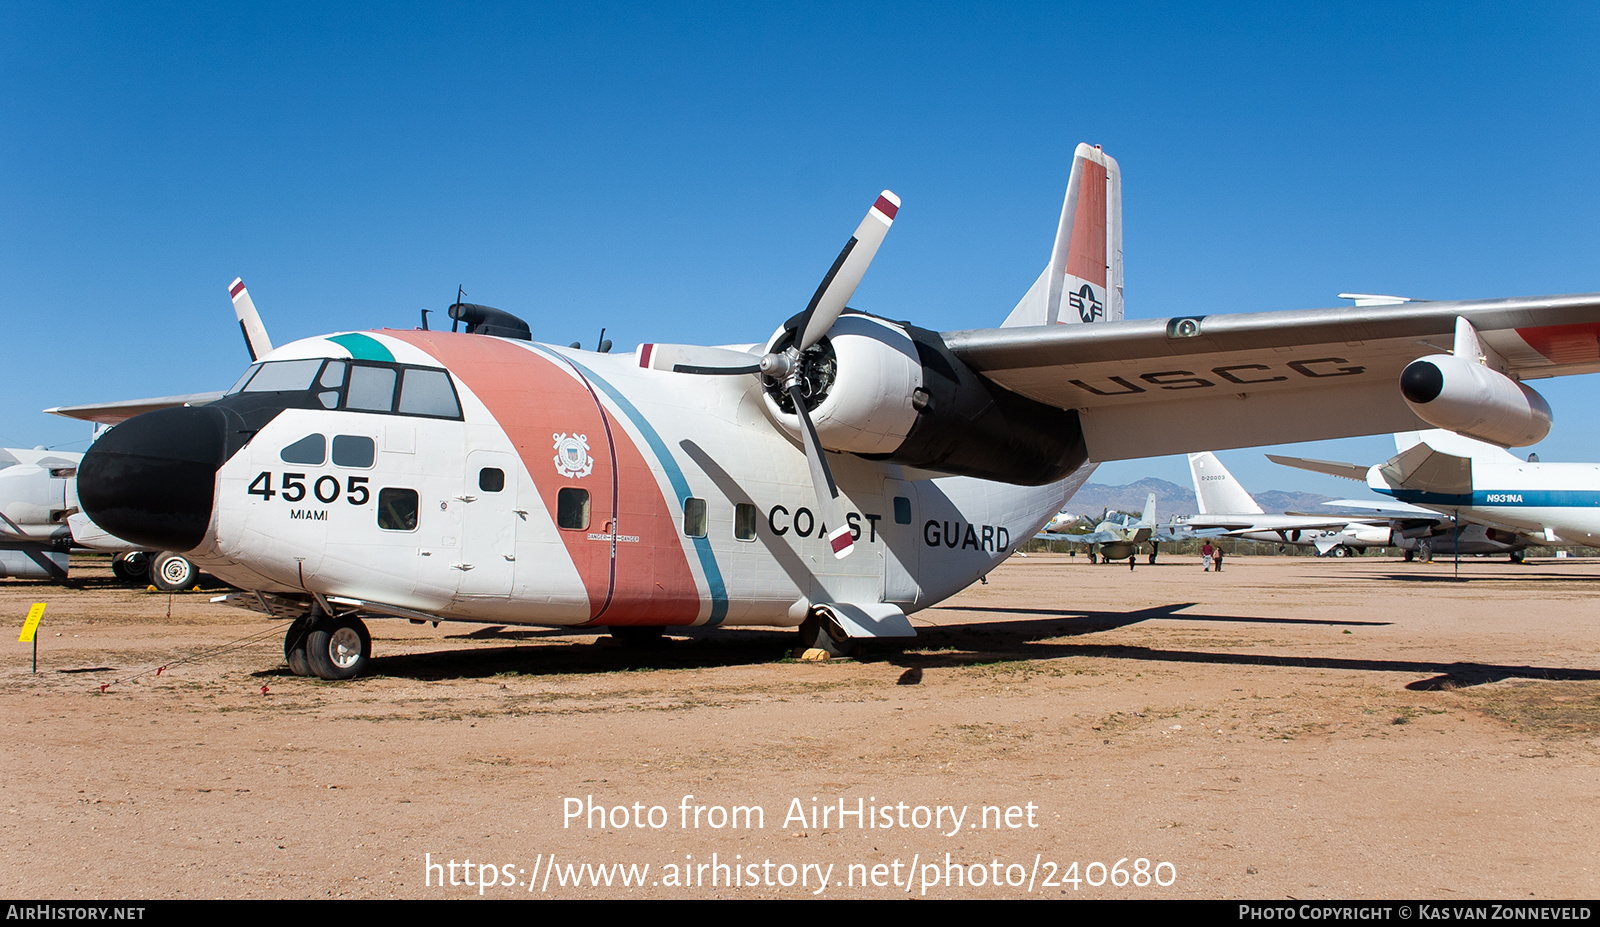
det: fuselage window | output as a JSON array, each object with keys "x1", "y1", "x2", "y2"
[
  {"x1": 557, "y1": 488, "x2": 590, "y2": 530},
  {"x1": 479, "y1": 468, "x2": 505, "y2": 492},
  {"x1": 734, "y1": 502, "x2": 757, "y2": 541},
  {"x1": 398, "y1": 368, "x2": 462, "y2": 418},
  {"x1": 280, "y1": 434, "x2": 326, "y2": 465},
  {"x1": 332, "y1": 435, "x2": 376, "y2": 468},
  {"x1": 377, "y1": 488, "x2": 419, "y2": 531},
  {"x1": 683, "y1": 497, "x2": 708, "y2": 539},
  {"x1": 894, "y1": 496, "x2": 912, "y2": 525},
  {"x1": 346, "y1": 365, "x2": 397, "y2": 412}
]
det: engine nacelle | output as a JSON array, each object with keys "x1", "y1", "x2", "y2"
[
  {"x1": 761, "y1": 313, "x2": 1087, "y2": 485},
  {"x1": 761, "y1": 314, "x2": 923, "y2": 455},
  {"x1": 1399, "y1": 354, "x2": 1552, "y2": 447}
]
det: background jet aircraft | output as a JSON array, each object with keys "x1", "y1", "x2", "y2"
[
  {"x1": 1042, "y1": 493, "x2": 1161, "y2": 562},
  {"x1": 59, "y1": 145, "x2": 1600, "y2": 679},
  {"x1": 1271, "y1": 429, "x2": 1597, "y2": 558},
  {"x1": 0, "y1": 447, "x2": 201, "y2": 587},
  {"x1": 1186, "y1": 451, "x2": 1397, "y2": 557}
]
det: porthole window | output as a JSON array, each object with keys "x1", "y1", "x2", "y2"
[
  {"x1": 734, "y1": 502, "x2": 757, "y2": 541},
  {"x1": 894, "y1": 496, "x2": 912, "y2": 525},
  {"x1": 332, "y1": 435, "x2": 375, "y2": 468},
  {"x1": 280, "y1": 434, "x2": 326, "y2": 465},
  {"x1": 377, "y1": 488, "x2": 419, "y2": 531},
  {"x1": 479, "y1": 468, "x2": 505, "y2": 492},
  {"x1": 683, "y1": 497, "x2": 707, "y2": 539},
  {"x1": 557, "y1": 488, "x2": 590, "y2": 530}
]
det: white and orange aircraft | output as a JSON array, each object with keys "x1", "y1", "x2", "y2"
[{"x1": 60, "y1": 144, "x2": 1600, "y2": 679}]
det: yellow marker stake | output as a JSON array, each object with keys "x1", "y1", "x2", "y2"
[
  {"x1": 20, "y1": 602, "x2": 45, "y2": 674},
  {"x1": 19, "y1": 603, "x2": 44, "y2": 643}
]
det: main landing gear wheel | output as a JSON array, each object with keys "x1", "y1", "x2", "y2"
[
  {"x1": 798, "y1": 611, "x2": 853, "y2": 658},
  {"x1": 1330, "y1": 545, "x2": 1352, "y2": 558},
  {"x1": 111, "y1": 551, "x2": 149, "y2": 583},
  {"x1": 306, "y1": 614, "x2": 372, "y2": 680},
  {"x1": 150, "y1": 552, "x2": 197, "y2": 591}
]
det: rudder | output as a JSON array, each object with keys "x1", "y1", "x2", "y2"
[{"x1": 1003, "y1": 143, "x2": 1123, "y2": 327}]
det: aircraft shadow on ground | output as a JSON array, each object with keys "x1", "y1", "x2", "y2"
[{"x1": 254, "y1": 602, "x2": 1600, "y2": 689}]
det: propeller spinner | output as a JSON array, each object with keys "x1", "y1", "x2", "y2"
[{"x1": 675, "y1": 190, "x2": 901, "y2": 559}]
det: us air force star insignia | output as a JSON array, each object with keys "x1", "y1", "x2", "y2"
[{"x1": 552, "y1": 433, "x2": 594, "y2": 479}]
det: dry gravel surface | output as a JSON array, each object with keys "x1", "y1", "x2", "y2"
[{"x1": 2, "y1": 554, "x2": 1597, "y2": 899}]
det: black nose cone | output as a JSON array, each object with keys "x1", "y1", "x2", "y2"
[
  {"x1": 1400, "y1": 359, "x2": 1445, "y2": 404},
  {"x1": 79, "y1": 406, "x2": 228, "y2": 552}
]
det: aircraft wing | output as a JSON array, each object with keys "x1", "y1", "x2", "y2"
[
  {"x1": 1051, "y1": 530, "x2": 1118, "y2": 545},
  {"x1": 1313, "y1": 499, "x2": 1442, "y2": 518},
  {"x1": 45, "y1": 391, "x2": 226, "y2": 425},
  {"x1": 942, "y1": 294, "x2": 1600, "y2": 461}
]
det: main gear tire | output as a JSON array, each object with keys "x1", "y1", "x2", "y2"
[{"x1": 306, "y1": 615, "x2": 372, "y2": 680}]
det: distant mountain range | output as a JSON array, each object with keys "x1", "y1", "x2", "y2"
[{"x1": 1065, "y1": 478, "x2": 1334, "y2": 518}]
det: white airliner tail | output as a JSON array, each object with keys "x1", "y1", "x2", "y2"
[
  {"x1": 1189, "y1": 452, "x2": 1264, "y2": 516},
  {"x1": 1003, "y1": 143, "x2": 1123, "y2": 327}
]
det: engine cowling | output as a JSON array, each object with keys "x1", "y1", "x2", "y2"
[
  {"x1": 1399, "y1": 354, "x2": 1551, "y2": 447},
  {"x1": 760, "y1": 313, "x2": 1088, "y2": 485},
  {"x1": 760, "y1": 314, "x2": 923, "y2": 455}
]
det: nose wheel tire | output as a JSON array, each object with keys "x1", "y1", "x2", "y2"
[
  {"x1": 150, "y1": 552, "x2": 198, "y2": 591},
  {"x1": 306, "y1": 615, "x2": 372, "y2": 680}
]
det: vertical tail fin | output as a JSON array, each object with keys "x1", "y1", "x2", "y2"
[
  {"x1": 1189, "y1": 452, "x2": 1264, "y2": 516},
  {"x1": 1003, "y1": 143, "x2": 1123, "y2": 327},
  {"x1": 1140, "y1": 492, "x2": 1156, "y2": 527}
]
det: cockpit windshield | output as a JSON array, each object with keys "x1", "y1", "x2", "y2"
[{"x1": 225, "y1": 358, "x2": 462, "y2": 420}]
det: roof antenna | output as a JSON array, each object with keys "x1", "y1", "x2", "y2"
[
  {"x1": 419, "y1": 309, "x2": 431, "y2": 331},
  {"x1": 597, "y1": 327, "x2": 612, "y2": 353},
  {"x1": 452, "y1": 285, "x2": 465, "y2": 333}
]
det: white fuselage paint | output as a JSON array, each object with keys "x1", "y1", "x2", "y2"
[{"x1": 185, "y1": 332, "x2": 1084, "y2": 629}]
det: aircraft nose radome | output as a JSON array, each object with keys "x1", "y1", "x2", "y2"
[{"x1": 78, "y1": 406, "x2": 227, "y2": 553}]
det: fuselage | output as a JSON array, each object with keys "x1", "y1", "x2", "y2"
[
  {"x1": 80, "y1": 330, "x2": 1085, "y2": 628},
  {"x1": 1371, "y1": 459, "x2": 1600, "y2": 546}
]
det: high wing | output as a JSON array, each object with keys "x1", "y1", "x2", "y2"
[
  {"x1": 942, "y1": 294, "x2": 1600, "y2": 461},
  {"x1": 45, "y1": 391, "x2": 227, "y2": 425}
]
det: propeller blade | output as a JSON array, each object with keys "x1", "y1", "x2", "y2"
[
  {"x1": 793, "y1": 191, "x2": 899, "y2": 351},
  {"x1": 788, "y1": 384, "x2": 854, "y2": 559},
  {"x1": 229, "y1": 277, "x2": 274, "y2": 362}
]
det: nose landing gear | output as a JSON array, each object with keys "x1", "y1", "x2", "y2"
[{"x1": 284, "y1": 604, "x2": 372, "y2": 680}]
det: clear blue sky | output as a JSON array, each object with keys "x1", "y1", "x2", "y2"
[{"x1": 4, "y1": 2, "x2": 1599, "y2": 499}]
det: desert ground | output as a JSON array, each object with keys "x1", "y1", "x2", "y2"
[{"x1": 2, "y1": 553, "x2": 1597, "y2": 900}]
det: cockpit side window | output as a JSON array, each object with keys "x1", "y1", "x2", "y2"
[
  {"x1": 346, "y1": 365, "x2": 398, "y2": 412},
  {"x1": 398, "y1": 368, "x2": 461, "y2": 418}
]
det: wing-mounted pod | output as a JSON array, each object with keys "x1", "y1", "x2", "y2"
[{"x1": 1399, "y1": 317, "x2": 1551, "y2": 447}]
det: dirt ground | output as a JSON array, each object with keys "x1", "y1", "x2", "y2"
[{"x1": 2, "y1": 553, "x2": 1597, "y2": 900}]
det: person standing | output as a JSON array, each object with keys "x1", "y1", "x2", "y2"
[
  {"x1": 1201, "y1": 541, "x2": 1215, "y2": 572},
  {"x1": 1213, "y1": 546, "x2": 1224, "y2": 572}
]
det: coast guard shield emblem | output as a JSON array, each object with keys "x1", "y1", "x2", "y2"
[{"x1": 552, "y1": 433, "x2": 594, "y2": 479}]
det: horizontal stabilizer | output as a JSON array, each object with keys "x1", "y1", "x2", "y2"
[
  {"x1": 1379, "y1": 443, "x2": 1473, "y2": 496},
  {"x1": 1267, "y1": 454, "x2": 1370, "y2": 482}
]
